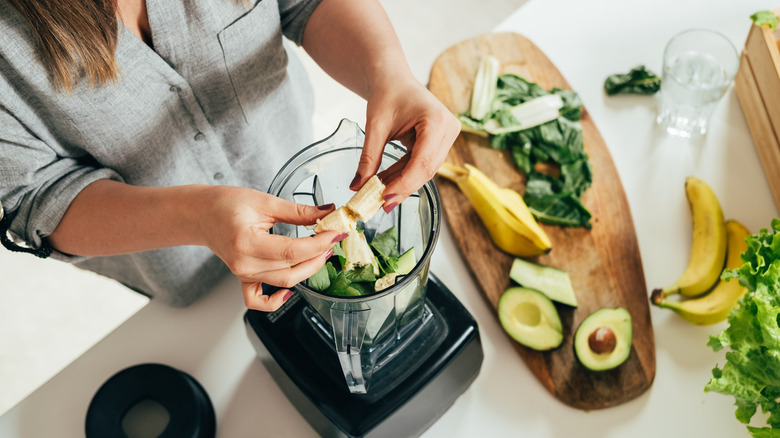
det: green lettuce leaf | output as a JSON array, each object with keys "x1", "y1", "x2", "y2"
[
  {"x1": 752, "y1": 10, "x2": 779, "y2": 30},
  {"x1": 705, "y1": 219, "x2": 780, "y2": 435}
]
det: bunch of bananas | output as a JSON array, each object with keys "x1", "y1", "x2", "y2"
[
  {"x1": 437, "y1": 162, "x2": 552, "y2": 257},
  {"x1": 650, "y1": 177, "x2": 749, "y2": 325}
]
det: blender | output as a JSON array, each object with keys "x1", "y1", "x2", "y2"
[{"x1": 244, "y1": 119, "x2": 483, "y2": 437}]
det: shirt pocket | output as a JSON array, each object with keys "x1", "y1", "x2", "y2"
[{"x1": 218, "y1": 0, "x2": 288, "y2": 122}]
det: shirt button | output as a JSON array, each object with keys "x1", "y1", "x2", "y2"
[
  {"x1": 213, "y1": 172, "x2": 224, "y2": 180},
  {"x1": 194, "y1": 132, "x2": 205, "y2": 141},
  {"x1": 169, "y1": 85, "x2": 181, "y2": 92}
]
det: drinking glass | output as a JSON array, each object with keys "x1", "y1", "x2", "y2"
[{"x1": 656, "y1": 29, "x2": 739, "y2": 137}]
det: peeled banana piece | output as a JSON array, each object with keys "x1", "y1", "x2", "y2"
[
  {"x1": 651, "y1": 220, "x2": 749, "y2": 325},
  {"x1": 437, "y1": 162, "x2": 552, "y2": 257},
  {"x1": 654, "y1": 176, "x2": 727, "y2": 298},
  {"x1": 346, "y1": 175, "x2": 385, "y2": 222},
  {"x1": 314, "y1": 175, "x2": 386, "y2": 234}
]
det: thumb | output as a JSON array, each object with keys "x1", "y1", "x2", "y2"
[
  {"x1": 268, "y1": 197, "x2": 336, "y2": 225},
  {"x1": 352, "y1": 119, "x2": 391, "y2": 190}
]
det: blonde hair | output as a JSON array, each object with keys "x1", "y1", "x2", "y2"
[{"x1": 8, "y1": 0, "x2": 120, "y2": 91}]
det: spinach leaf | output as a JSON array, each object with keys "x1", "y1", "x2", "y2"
[
  {"x1": 377, "y1": 254, "x2": 399, "y2": 275},
  {"x1": 308, "y1": 262, "x2": 331, "y2": 291},
  {"x1": 344, "y1": 264, "x2": 377, "y2": 283},
  {"x1": 326, "y1": 261, "x2": 338, "y2": 282},
  {"x1": 603, "y1": 65, "x2": 661, "y2": 96},
  {"x1": 332, "y1": 242, "x2": 346, "y2": 269},
  {"x1": 370, "y1": 226, "x2": 399, "y2": 258},
  {"x1": 495, "y1": 75, "x2": 546, "y2": 105},
  {"x1": 523, "y1": 176, "x2": 592, "y2": 228},
  {"x1": 326, "y1": 271, "x2": 361, "y2": 296},
  {"x1": 552, "y1": 88, "x2": 583, "y2": 121}
]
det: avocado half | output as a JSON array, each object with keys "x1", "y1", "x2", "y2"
[
  {"x1": 498, "y1": 287, "x2": 563, "y2": 351},
  {"x1": 573, "y1": 307, "x2": 633, "y2": 372}
]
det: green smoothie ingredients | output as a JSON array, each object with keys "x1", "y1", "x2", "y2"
[
  {"x1": 308, "y1": 226, "x2": 416, "y2": 296},
  {"x1": 459, "y1": 55, "x2": 593, "y2": 228}
]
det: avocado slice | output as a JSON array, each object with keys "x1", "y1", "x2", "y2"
[
  {"x1": 497, "y1": 287, "x2": 563, "y2": 351},
  {"x1": 573, "y1": 307, "x2": 633, "y2": 371},
  {"x1": 509, "y1": 258, "x2": 578, "y2": 307}
]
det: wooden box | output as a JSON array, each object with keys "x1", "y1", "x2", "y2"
[{"x1": 735, "y1": 10, "x2": 780, "y2": 210}]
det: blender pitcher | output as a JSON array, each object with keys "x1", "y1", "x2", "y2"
[{"x1": 267, "y1": 119, "x2": 441, "y2": 394}]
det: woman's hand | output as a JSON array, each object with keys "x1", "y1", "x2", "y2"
[
  {"x1": 354, "y1": 75, "x2": 460, "y2": 211},
  {"x1": 197, "y1": 186, "x2": 345, "y2": 312},
  {"x1": 302, "y1": 0, "x2": 460, "y2": 210}
]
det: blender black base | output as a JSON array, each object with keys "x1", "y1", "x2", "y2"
[{"x1": 244, "y1": 274, "x2": 483, "y2": 438}]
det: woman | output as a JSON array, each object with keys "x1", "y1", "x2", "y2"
[{"x1": 0, "y1": 0, "x2": 459, "y2": 311}]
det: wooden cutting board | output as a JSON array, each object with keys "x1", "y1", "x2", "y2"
[{"x1": 428, "y1": 32, "x2": 655, "y2": 410}]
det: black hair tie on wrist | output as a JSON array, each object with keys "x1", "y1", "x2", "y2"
[{"x1": 85, "y1": 363, "x2": 216, "y2": 438}]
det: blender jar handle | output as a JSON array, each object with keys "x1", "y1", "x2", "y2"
[{"x1": 329, "y1": 305, "x2": 370, "y2": 394}]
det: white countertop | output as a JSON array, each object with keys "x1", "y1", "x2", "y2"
[{"x1": 3, "y1": 0, "x2": 780, "y2": 436}]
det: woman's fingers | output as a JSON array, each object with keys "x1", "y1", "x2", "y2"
[
  {"x1": 245, "y1": 231, "x2": 345, "y2": 267},
  {"x1": 251, "y1": 246, "x2": 335, "y2": 287},
  {"x1": 241, "y1": 246, "x2": 336, "y2": 311},
  {"x1": 241, "y1": 283, "x2": 293, "y2": 312},
  {"x1": 379, "y1": 120, "x2": 456, "y2": 211},
  {"x1": 353, "y1": 117, "x2": 393, "y2": 191},
  {"x1": 266, "y1": 196, "x2": 336, "y2": 225}
]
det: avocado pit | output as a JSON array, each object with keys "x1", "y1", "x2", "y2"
[
  {"x1": 588, "y1": 326, "x2": 617, "y2": 354},
  {"x1": 574, "y1": 307, "x2": 633, "y2": 372}
]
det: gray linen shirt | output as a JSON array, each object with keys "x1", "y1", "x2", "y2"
[{"x1": 0, "y1": 0, "x2": 322, "y2": 306}]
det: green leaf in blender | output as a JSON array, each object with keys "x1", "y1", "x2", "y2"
[
  {"x1": 370, "y1": 226, "x2": 400, "y2": 258},
  {"x1": 325, "y1": 271, "x2": 362, "y2": 296},
  {"x1": 344, "y1": 264, "x2": 377, "y2": 283},
  {"x1": 308, "y1": 262, "x2": 332, "y2": 291},
  {"x1": 332, "y1": 241, "x2": 346, "y2": 268}
]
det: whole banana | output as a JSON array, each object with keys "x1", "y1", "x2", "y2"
[
  {"x1": 437, "y1": 162, "x2": 552, "y2": 256},
  {"x1": 651, "y1": 220, "x2": 749, "y2": 325},
  {"x1": 653, "y1": 176, "x2": 727, "y2": 298}
]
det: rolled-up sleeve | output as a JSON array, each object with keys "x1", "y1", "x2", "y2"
[
  {"x1": 0, "y1": 105, "x2": 121, "y2": 261},
  {"x1": 277, "y1": 0, "x2": 324, "y2": 45}
]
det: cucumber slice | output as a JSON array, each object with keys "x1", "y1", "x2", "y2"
[
  {"x1": 509, "y1": 258, "x2": 578, "y2": 307},
  {"x1": 395, "y1": 248, "x2": 416, "y2": 275}
]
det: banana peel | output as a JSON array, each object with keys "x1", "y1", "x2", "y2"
[
  {"x1": 437, "y1": 162, "x2": 552, "y2": 257},
  {"x1": 651, "y1": 219, "x2": 749, "y2": 325}
]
